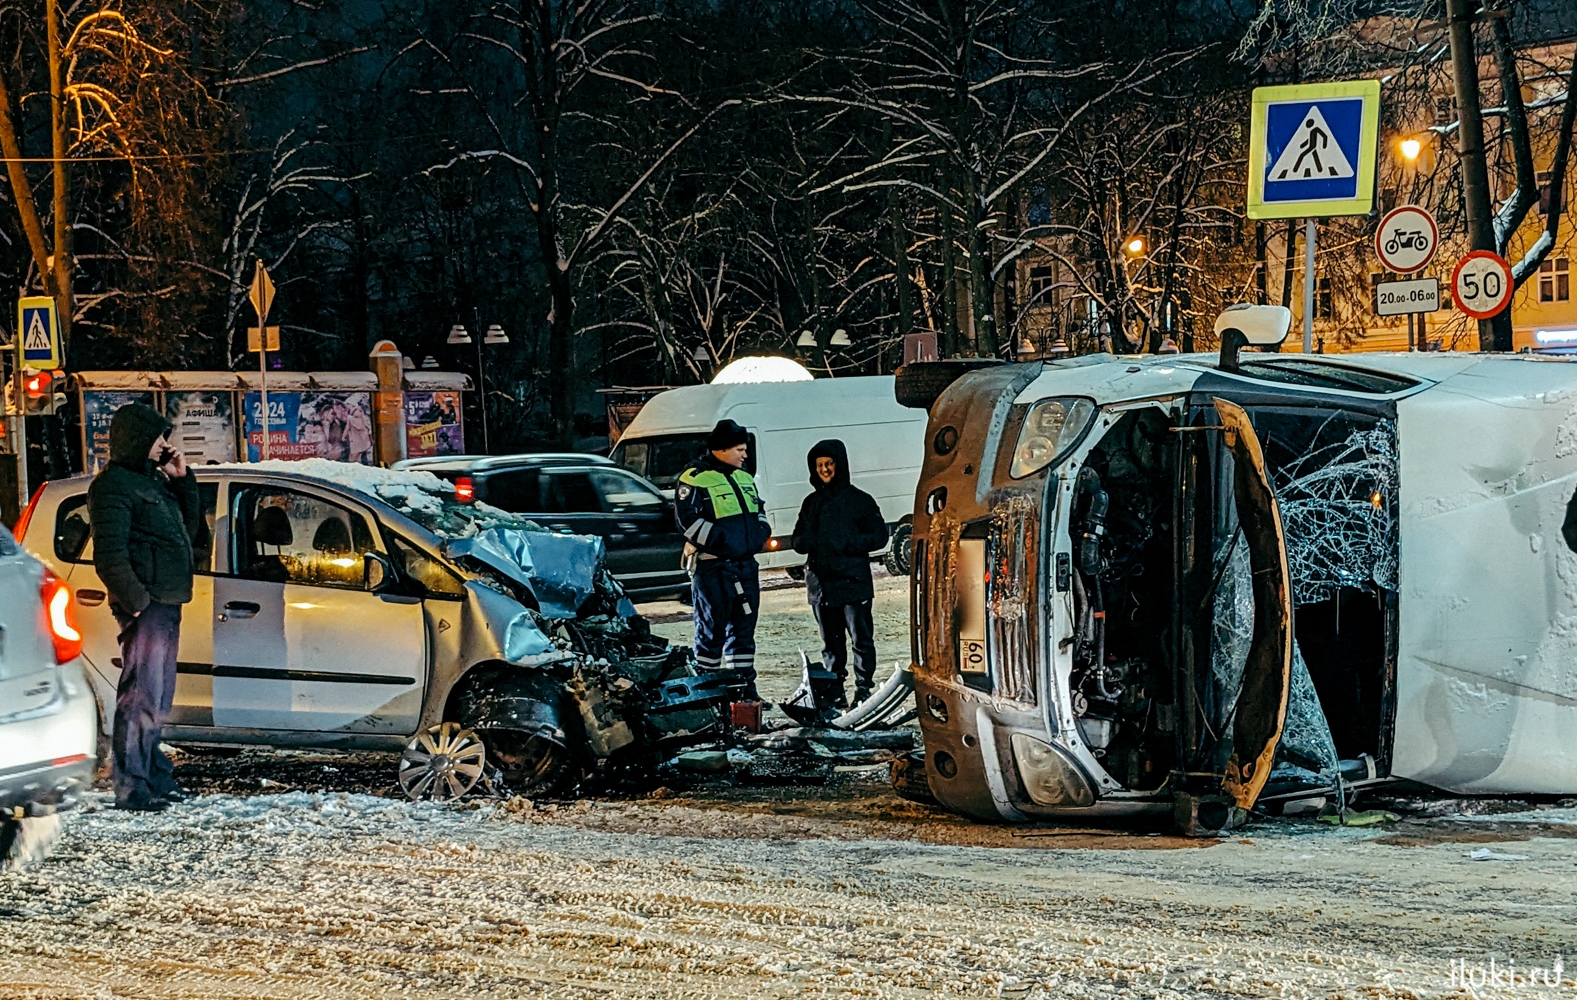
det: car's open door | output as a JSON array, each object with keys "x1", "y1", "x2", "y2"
[{"x1": 1211, "y1": 397, "x2": 1293, "y2": 809}]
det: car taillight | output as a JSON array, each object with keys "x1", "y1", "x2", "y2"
[
  {"x1": 40, "y1": 571, "x2": 82, "y2": 663},
  {"x1": 454, "y1": 477, "x2": 475, "y2": 504},
  {"x1": 11, "y1": 484, "x2": 43, "y2": 541}
]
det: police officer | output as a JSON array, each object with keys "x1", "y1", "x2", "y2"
[
  {"x1": 790, "y1": 439, "x2": 889, "y2": 707},
  {"x1": 88, "y1": 403, "x2": 202, "y2": 812},
  {"x1": 675, "y1": 419, "x2": 771, "y2": 699}
]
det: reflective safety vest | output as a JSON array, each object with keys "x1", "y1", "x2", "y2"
[{"x1": 675, "y1": 458, "x2": 771, "y2": 561}]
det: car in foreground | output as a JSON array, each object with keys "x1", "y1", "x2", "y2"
[
  {"x1": 395, "y1": 453, "x2": 688, "y2": 601},
  {"x1": 15, "y1": 459, "x2": 734, "y2": 799},
  {"x1": 902, "y1": 305, "x2": 1577, "y2": 834},
  {"x1": 0, "y1": 522, "x2": 97, "y2": 869}
]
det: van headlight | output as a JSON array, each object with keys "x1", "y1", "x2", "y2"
[
  {"x1": 1010, "y1": 732, "x2": 1095, "y2": 807},
  {"x1": 1009, "y1": 397, "x2": 1096, "y2": 478}
]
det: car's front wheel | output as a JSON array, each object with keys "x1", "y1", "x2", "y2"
[{"x1": 480, "y1": 728, "x2": 577, "y2": 798}]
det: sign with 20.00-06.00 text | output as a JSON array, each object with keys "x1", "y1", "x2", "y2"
[{"x1": 1375, "y1": 277, "x2": 1440, "y2": 317}]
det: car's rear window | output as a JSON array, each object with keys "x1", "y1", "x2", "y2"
[
  {"x1": 52, "y1": 484, "x2": 220, "y2": 568},
  {"x1": 1234, "y1": 358, "x2": 1418, "y2": 394}
]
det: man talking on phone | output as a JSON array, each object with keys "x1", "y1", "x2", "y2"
[{"x1": 88, "y1": 402, "x2": 202, "y2": 811}]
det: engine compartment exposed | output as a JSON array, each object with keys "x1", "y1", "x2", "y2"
[{"x1": 1061, "y1": 399, "x2": 1399, "y2": 804}]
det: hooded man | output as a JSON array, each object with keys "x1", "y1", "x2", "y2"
[
  {"x1": 791, "y1": 439, "x2": 889, "y2": 706},
  {"x1": 88, "y1": 402, "x2": 202, "y2": 811},
  {"x1": 674, "y1": 419, "x2": 771, "y2": 699}
]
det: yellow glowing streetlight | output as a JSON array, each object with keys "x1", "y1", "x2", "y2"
[
  {"x1": 1122, "y1": 235, "x2": 1148, "y2": 258},
  {"x1": 1399, "y1": 137, "x2": 1422, "y2": 161}
]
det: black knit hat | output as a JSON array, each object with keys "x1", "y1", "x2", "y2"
[
  {"x1": 108, "y1": 402, "x2": 173, "y2": 465},
  {"x1": 705, "y1": 419, "x2": 749, "y2": 452}
]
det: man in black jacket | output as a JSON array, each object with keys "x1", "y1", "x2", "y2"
[
  {"x1": 88, "y1": 403, "x2": 202, "y2": 811},
  {"x1": 791, "y1": 439, "x2": 889, "y2": 707}
]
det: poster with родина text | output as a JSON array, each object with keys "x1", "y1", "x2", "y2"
[{"x1": 244, "y1": 391, "x2": 374, "y2": 465}]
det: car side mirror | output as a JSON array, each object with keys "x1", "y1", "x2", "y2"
[
  {"x1": 364, "y1": 551, "x2": 396, "y2": 592},
  {"x1": 1214, "y1": 304, "x2": 1292, "y2": 372}
]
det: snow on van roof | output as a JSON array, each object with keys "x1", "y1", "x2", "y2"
[{"x1": 711, "y1": 356, "x2": 813, "y2": 384}]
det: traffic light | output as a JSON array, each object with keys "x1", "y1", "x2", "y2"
[{"x1": 23, "y1": 369, "x2": 63, "y2": 415}]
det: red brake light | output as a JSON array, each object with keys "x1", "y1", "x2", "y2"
[
  {"x1": 454, "y1": 477, "x2": 475, "y2": 504},
  {"x1": 40, "y1": 570, "x2": 82, "y2": 663},
  {"x1": 11, "y1": 484, "x2": 43, "y2": 541}
]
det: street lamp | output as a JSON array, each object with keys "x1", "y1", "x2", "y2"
[
  {"x1": 828, "y1": 328, "x2": 851, "y2": 347},
  {"x1": 421, "y1": 356, "x2": 439, "y2": 369},
  {"x1": 448, "y1": 323, "x2": 507, "y2": 453},
  {"x1": 795, "y1": 330, "x2": 817, "y2": 347},
  {"x1": 1122, "y1": 235, "x2": 1148, "y2": 258},
  {"x1": 1399, "y1": 137, "x2": 1422, "y2": 161}
]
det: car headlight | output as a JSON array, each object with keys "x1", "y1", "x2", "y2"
[{"x1": 1009, "y1": 397, "x2": 1096, "y2": 478}]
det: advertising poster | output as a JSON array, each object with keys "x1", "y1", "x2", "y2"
[
  {"x1": 82, "y1": 390, "x2": 156, "y2": 473},
  {"x1": 164, "y1": 391, "x2": 237, "y2": 466},
  {"x1": 244, "y1": 391, "x2": 374, "y2": 465},
  {"x1": 404, "y1": 390, "x2": 465, "y2": 458}
]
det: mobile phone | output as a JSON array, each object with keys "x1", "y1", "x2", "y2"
[{"x1": 158, "y1": 446, "x2": 177, "y2": 466}]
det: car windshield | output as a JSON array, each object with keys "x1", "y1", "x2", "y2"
[
  {"x1": 234, "y1": 458, "x2": 548, "y2": 542},
  {"x1": 1234, "y1": 358, "x2": 1418, "y2": 394}
]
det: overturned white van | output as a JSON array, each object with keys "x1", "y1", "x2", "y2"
[
  {"x1": 611, "y1": 375, "x2": 928, "y2": 571},
  {"x1": 906, "y1": 308, "x2": 1577, "y2": 833}
]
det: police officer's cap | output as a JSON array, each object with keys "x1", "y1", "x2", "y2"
[{"x1": 706, "y1": 419, "x2": 749, "y2": 452}]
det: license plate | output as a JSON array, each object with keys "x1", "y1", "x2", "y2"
[{"x1": 956, "y1": 537, "x2": 988, "y2": 679}]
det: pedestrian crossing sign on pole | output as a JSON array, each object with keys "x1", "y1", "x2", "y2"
[
  {"x1": 1247, "y1": 80, "x2": 1381, "y2": 220},
  {"x1": 16, "y1": 296, "x2": 59, "y2": 371}
]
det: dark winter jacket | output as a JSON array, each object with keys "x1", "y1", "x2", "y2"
[
  {"x1": 790, "y1": 439, "x2": 888, "y2": 606},
  {"x1": 674, "y1": 453, "x2": 771, "y2": 562},
  {"x1": 88, "y1": 403, "x2": 202, "y2": 616}
]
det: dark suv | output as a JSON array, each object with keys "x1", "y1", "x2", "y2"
[{"x1": 394, "y1": 454, "x2": 686, "y2": 601}]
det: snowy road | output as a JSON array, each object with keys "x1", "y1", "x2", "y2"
[{"x1": 5, "y1": 787, "x2": 1577, "y2": 999}]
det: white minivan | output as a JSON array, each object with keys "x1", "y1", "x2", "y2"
[{"x1": 609, "y1": 375, "x2": 928, "y2": 571}]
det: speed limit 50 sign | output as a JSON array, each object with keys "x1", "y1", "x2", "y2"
[{"x1": 1451, "y1": 250, "x2": 1513, "y2": 320}]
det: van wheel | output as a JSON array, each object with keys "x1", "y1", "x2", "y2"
[
  {"x1": 884, "y1": 522, "x2": 913, "y2": 576},
  {"x1": 894, "y1": 359, "x2": 1004, "y2": 410}
]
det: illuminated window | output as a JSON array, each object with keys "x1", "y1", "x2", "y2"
[{"x1": 1541, "y1": 258, "x2": 1570, "y2": 303}]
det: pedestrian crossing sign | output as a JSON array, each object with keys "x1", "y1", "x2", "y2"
[
  {"x1": 16, "y1": 295, "x2": 59, "y2": 370},
  {"x1": 1248, "y1": 80, "x2": 1381, "y2": 220}
]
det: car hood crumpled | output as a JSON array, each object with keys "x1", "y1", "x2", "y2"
[{"x1": 444, "y1": 527, "x2": 606, "y2": 618}]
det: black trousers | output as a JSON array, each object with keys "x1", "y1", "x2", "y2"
[
  {"x1": 692, "y1": 559, "x2": 760, "y2": 696},
  {"x1": 813, "y1": 600, "x2": 877, "y2": 698},
  {"x1": 111, "y1": 601, "x2": 183, "y2": 805}
]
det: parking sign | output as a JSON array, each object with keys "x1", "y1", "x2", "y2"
[
  {"x1": 1247, "y1": 80, "x2": 1381, "y2": 220},
  {"x1": 17, "y1": 295, "x2": 59, "y2": 371}
]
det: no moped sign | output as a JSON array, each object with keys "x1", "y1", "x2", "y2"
[
  {"x1": 1375, "y1": 205, "x2": 1438, "y2": 273},
  {"x1": 1451, "y1": 250, "x2": 1513, "y2": 320}
]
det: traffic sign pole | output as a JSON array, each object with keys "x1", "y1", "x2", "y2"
[
  {"x1": 249, "y1": 261, "x2": 277, "y2": 461},
  {"x1": 1303, "y1": 219, "x2": 1317, "y2": 353}
]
